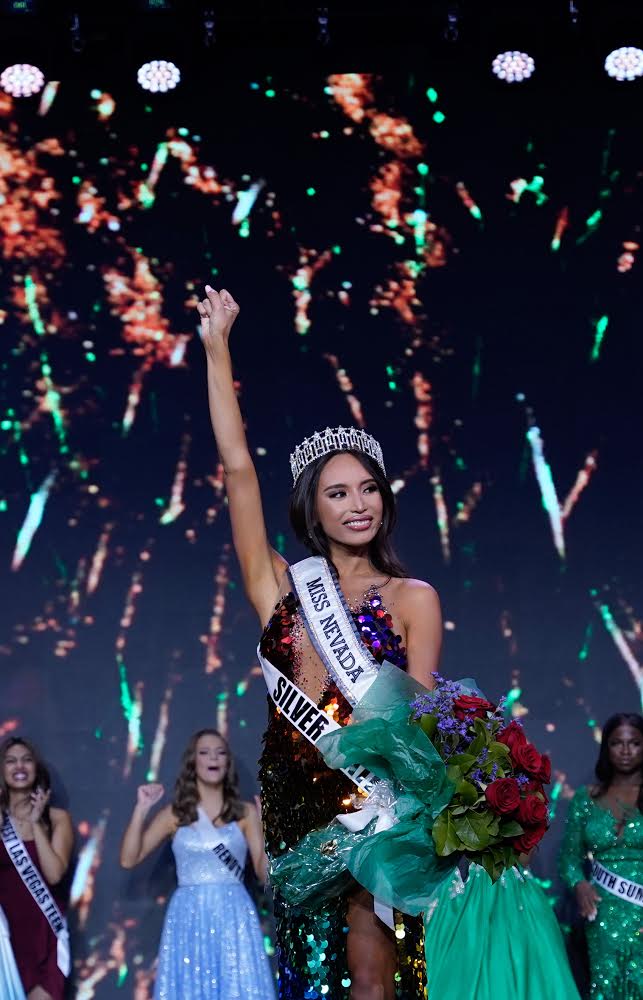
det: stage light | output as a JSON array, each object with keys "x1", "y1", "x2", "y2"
[
  {"x1": 604, "y1": 46, "x2": 643, "y2": 82},
  {"x1": 0, "y1": 62, "x2": 45, "y2": 97},
  {"x1": 136, "y1": 59, "x2": 181, "y2": 93},
  {"x1": 491, "y1": 50, "x2": 535, "y2": 83}
]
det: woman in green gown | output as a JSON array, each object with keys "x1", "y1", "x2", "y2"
[
  {"x1": 423, "y1": 860, "x2": 580, "y2": 998},
  {"x1": 559, "y1": 713, "x2": 643, "y2": 1000}
]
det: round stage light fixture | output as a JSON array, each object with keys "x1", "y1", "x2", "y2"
[
  {"x1": 491, "y1": 51, "x2": 535, "y2": 83},
  {"x1": 0, "y1": 62, "x2": 45, "y2": 97},
  {"x1": 604, "y1": 46, "x2": 643, "y2": 82},
  {"x1": 136, "y1": 59, "x2": 181, "y2": 93}
]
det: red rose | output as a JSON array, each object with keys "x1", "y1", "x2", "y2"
[
  {"x1": 485, "y1": 778, "x2": 521, "y2": 815},
  {"x1": 525, "y1": 780, "x2": 549, "y2": 804},
  {"x1": 513, "y1": 822, "x2": 547, "y2": 854},
  {"x1": 496, "y1": 721, "x2": 527, "y2": 754},
  {"x1": 453, "y1": 694, "x2": 496, "y2": 721},
  {"x1": 537, "y1": 754, "x2": 552, "y2": 784},
  {"x1": 512, "y1": 743, "x2": 543, "y2": 777},
  {"x1": 516, "y1": 794, "x2": 548, "y2": 826}
]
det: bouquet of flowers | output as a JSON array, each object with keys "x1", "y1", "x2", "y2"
[{"x1": 411, "y1": 676, "x2": 551, "y2": 882}]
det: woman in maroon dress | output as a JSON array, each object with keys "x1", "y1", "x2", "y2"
[{"x1": 0, "y1": 737, "x2": 73, "y2": 1000}]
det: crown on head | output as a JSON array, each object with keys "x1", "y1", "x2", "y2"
[{"x1": 290, "y1": 426, "x2": 386, "y2": 485}]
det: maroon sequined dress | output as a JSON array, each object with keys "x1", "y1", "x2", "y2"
[
  {"x1": 259, "y1": 587, "x2": 426, "y2": 1000},
  {"x1": 0, "y1": 836, "x2": 66, "y2": 998}
]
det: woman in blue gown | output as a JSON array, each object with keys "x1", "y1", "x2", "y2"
[{"x1": 120, "y1": 728, "x2": 275, "y2": 1000}]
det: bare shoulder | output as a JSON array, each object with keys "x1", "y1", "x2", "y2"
[
  {"x1": 240, "y1": 799, "x2": 260, "y2": 820},
  {"x1": 238, "y1": 799, "x2": 261, "y2": 833},
  {"x1": 395, "y1": 578, "x2": 441, "y2": 617},
  {"x1": 49, "y1": 806, "x2": 72, "y2": 826}
]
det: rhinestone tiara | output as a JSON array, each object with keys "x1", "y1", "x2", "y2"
[{"x1": 290, "y1": 426, "x2": 386, "y2": 485}]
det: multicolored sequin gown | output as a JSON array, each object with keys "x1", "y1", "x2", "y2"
[
  {"x1": 559, "y1": 786, "x2": 643, "y2": 999},
  {"x1": 259, "y1": 587, "x2": 426, "y2": 1000}
]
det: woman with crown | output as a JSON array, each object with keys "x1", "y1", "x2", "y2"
[{"x1": 197, "y1": 286, "x2": 441, "y2": 999}]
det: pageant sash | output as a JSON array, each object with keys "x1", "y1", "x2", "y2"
[
  {"x1": 591, "y1": 860, "x2": 643, "y2": 908},
  {"x1": 289, "y1": 556, "x2": 388, "y2": 707},
  {"x1": 194, "y1": 808, "x2": 244, "y2": 883},
  {"x1": 257, "y1": 649, "x2": 379, "y2": 796},
  {"x1": 0, "y1": 814, "x2": 70, "y2": 976}
]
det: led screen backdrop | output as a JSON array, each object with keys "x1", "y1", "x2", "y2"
[{"x1": 0, "y1": 61, "x2": 642, "y2": 997}]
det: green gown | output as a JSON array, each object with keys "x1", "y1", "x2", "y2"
[
  {"x1": 423, "y1": 863, "x2": 580, "y2": 999},
  {"x1": 559, "y1": 786, "x2": 643, "y2": 1000}
]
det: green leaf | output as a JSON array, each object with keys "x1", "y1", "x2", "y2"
[
  {"x1": 478, "y1": 849, "x2": 496, "y2": 881},
  {"x1": 419, "y1": 713, "x2": 438, "y2": 740},
  {"x1": 487, "y1": 742, "x2": 511, "y2": 763},
  {"x1": 487, "y1": 816, "x2": 500, "y2": 837},
  {"x1": 499, "y1": 819, "x2": 524, "y2": 838},
  {"x1": 446, "y1": 764, "x2": 464, "y2": 784},
  {"x1": 433, "y1": 810, "x2": 462, "y2": 856},
  {"x1": 453, "y1": 810, "x2": 494, "y2": 851},
  {"x1": 456, "y1": 779, "x2": 479, "y2": 806},
  {"x1": 450, "y1": 753, "x2": 477, "y2": 771},
  {"x1": 451, "y1": 805, "x2": 469, "y2": 815}
]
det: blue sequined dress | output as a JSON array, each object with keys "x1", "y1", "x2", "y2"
[
  {"x1": 258, "y1": 586, "x2": 426, "y2": 1000},
  {"x1": 153, "y1": 808, "x2": 275, "y2": 1000}
]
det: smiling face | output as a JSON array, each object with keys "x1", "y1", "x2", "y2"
[
  {"x1": 194, "y1": 733, "x2": 229, "y2": 788},
  {"x1": 3, "y1": 742, "x2": 37, "y2": 794},
  {"x1": 315, "y1": 453, "x2": 384, "y2": 549},
  {"x1": 608, "y1": 724, "x2": 643, "y2": 778}
]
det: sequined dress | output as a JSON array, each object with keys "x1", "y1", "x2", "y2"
[
  {"x1": 559, "y1": 786, "x2": 643, "y2": 1000},
  {"x1": 153, "y1": 808, "x2": 275, "y2": 1000},
  {"x1": 259, "y1": 587, "x2": 426, "y2": 1000}
]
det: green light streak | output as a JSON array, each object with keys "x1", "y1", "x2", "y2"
[
  {"x1": 578, "y1": 622, "x2": 593, "y2": 661},
  {"x1": 590, "y1": 315, "x2": 608, "y2": 362},
  {"x1": 118, "y1": 655, "x2": 143, "y2": 752},
  {"x1": 24, "y1": 276, "x2": 67, "y2": 453}
]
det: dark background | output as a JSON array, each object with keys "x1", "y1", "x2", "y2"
[{"x1": 0, "y1": 2, "x2": 642, "y2": 995}]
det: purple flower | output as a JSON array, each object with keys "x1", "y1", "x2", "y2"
[
  {"x1": 516, "y1": 774, "x2": 530, "y2": 787},
  {"x1": 471, "y1": 768, "x2": 484, "y2": 783}
]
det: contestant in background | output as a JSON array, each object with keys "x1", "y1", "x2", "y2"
[
  {"x1": 0, "y1": 736, "x2": 73, "y2": 1000},
  {"x1": 559, "y1": 712, "x2": 643, "y2": 1000},
  {"x1": 120, "y1": 728, "x2": 275, "y2": 1000},
  {"x1": 197, "y1": 285, "x2": 442, "y2": 1000}
]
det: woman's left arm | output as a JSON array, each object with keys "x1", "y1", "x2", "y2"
[
  {"x1": 402, "y1": 580, "x2": 443, "y2": 688},
  {"x1": 32, "y1": 805, "x2": 73, "y2": 886},
  {"x1": 241, "y1": 797, "x2": 268, "y2": 884}
]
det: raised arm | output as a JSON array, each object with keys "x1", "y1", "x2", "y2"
[
  {"x1": 119, "y1": 784, "x2": 175, "y2": 870},
  {"x1": 197, "y1": 287, "x2": 285, "y2": 624}
]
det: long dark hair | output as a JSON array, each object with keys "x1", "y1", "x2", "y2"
[
  {"x1": 0, "y1": 736, "x2": 53, "y2": 833},
  {"x1": 289, "y1": 449, "x2": 407, "y2": 578},
  {"x1": 172, "y1": 729, "x2": 245, "y2": 827},
  {"x1": 593, "y1": 713, "x2": 643, "y2": 813}
]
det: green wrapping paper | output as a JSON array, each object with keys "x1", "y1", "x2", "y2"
[{"x1": 269, "y1": 662, "x2": 458, "y2": 915}]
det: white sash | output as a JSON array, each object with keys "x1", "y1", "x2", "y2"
[
  {"x1": 194, "y1": 808, "x2": 245, "y2": 883},
  {"x1": 257, "y1": 649, "x2": 379, "y2": 795},
  {"x1": 592, "y1": 860, "x2": 643, "y2": 908},
  {"x1": 259, "y1": 557, "x2": 398, "y2": 927},
  {"x1": 0, "y1": 814, "x2": 71, "y2": 976},
  {"x1": 289, "y1": 556, "x2": 388, "y2": 707}
]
